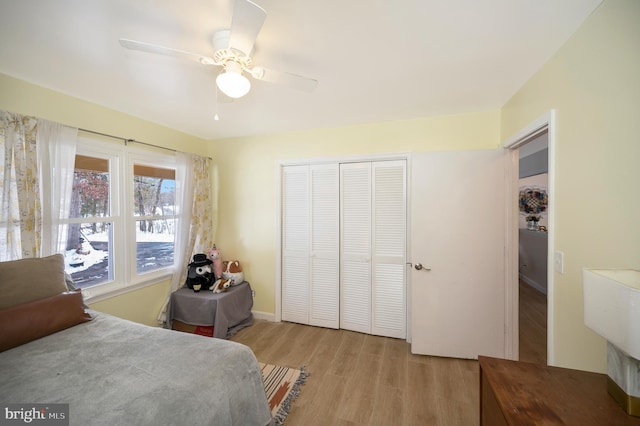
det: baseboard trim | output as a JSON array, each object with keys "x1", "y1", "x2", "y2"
[{"x1": 252, "y1": 310, "x2": 276, "y2": 322}]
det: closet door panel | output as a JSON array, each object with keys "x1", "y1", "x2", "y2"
[
  {"x1": 282, "y1": 256, "x2": 309, "y2": 324},
  {"x1": 340, "y1": 162, "x2": 372, "y2": 334},
  {"x1": 281, "y1": 165, "x2": 310, "y2": 324},
  {"x1": 341, "y1": 260, "x2": 371, "y2": 333},
  {"x1": 373, "y1": 263, "x2": 405, "y2": 337},
  {"x1": 309, "y1": 164, "x2": 339, "y2": 328},
  {"x1": 372, "y1": 160, "x2": 406, "y2": 338}
]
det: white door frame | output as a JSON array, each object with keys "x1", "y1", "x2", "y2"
[{"x1": 501, "y1": 110, "x2": 556, "y2": 364}]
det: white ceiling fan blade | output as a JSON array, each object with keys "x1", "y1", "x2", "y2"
[
  {"x1": 251, "y1": 67, "x2": 318, "y2": 93},
  {"x1": 119, "y1": 38, "x2": 217, "y2": 65},
  {"x1": 228, "y1": 0, "x2": 266, "y2": 57}
]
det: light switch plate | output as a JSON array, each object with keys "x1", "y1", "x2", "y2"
[{"x1": 555, "y1": 251, "x2": 565, "y2": 274}]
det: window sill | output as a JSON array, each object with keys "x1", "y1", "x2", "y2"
[{"x1": 84, "y1": 273, "x2": 172, "y2": 304}]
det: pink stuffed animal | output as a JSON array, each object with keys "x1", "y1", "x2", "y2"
[{"x1": 207, "y1": 245, "x2": 223, "y2": 280}]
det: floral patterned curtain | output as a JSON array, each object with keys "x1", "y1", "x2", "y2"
[
  {"x1": 175, "y1": 153, "x2": 214, "y2": 289},
  {"x1": 158, "y1": 152, "x2": 214, "y2": 324},
  {"x1": 0, "y1": 111, "x2": 41, "y2": 260},
  {"x1": 188, "y1": 155, "x2": 214, "y2": 258}
]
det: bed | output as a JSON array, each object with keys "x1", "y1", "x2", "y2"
[{"x1": 0, "y1": 255, "x2": 273, "y2": 426}]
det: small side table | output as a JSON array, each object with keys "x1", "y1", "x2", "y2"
[{"x1": 166, "y1": 281, "x2": 254, "y2": 338}]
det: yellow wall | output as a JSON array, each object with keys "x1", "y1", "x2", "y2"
[
  {"x1": 89, "y1": 280, "x2": 171, "y2": 326},
  {"x1": 501, "y1": 0, "x2": 640, "y2": 372},
  {"x1": 1, "y1": 72, "x2": 501, "y2": 325},
  {"x1": 210, "y1": 110, "x2": 501, "y2": 314},
  {"x1": 0, "y1": 73, "x2": 208, "y2": 326}
]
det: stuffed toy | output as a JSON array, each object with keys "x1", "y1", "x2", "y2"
[
  {"x1": 211, "y1": 278, "x2": 231, "y2": 293},
  {"x1": 185, "y1": 253, "x2": 214, "y2": 292},
  {"x1": 222, "y1": 260, "x2": 244, "y2": 286},
  {"x1": 207, "y1": 245, "x2": 223, "y2": 281}
]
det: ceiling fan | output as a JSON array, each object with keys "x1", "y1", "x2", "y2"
[{"x1": 119, "y1": 0, "x2": 318, "y2": 99}]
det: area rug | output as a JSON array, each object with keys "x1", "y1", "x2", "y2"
[{"x1": 259, "y1": 363, "x2": 309, "y2": 425}]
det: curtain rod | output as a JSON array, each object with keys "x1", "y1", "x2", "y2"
[
  {"x1": 79, "y1": 128, "x2": 176, "y2": 153},
  {"x1": 78, "y1": 127, "x2": 212, "y2": 160}
]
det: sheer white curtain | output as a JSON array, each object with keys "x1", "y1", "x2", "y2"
[
  {"x1": 158, "y1": 152, "x2": 214, "y2": 324},
  {"x1": 0, "y1": 111, "x2": 40, "y2": 260},
  {"x1": 36, "y1": 118, "x2": 78, "y2": 256},
  {"x1": 170, "y1": 152, "x2": 195, "y2": 294}
]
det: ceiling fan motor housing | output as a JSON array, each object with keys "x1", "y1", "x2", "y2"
[
  {"x1": 212, "y1": 30, "x2": 231, "y2": 52},
  {"x1": 212, "y1": 30, "x2": 252, "y2": 69}
]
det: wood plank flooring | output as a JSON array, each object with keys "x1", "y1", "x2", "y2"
[
  {"x1": 518, "y1": 280, "x2": 547, "y2": 365},
  {"x1": 230, "y1": 321, "x2": 480, "y2": 426},
  {"x1": 229, "y1": 282, "x2": 546, "y2": 425}
]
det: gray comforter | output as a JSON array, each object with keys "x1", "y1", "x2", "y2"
[{"x1": 0, "y1": 311, "x2": 273, "y2": 426}]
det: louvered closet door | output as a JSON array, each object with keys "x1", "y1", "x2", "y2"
[
  {"x1": 340, "y1": 162, "x2": 372, "y2": 334},
  {"x1": 371, "y1": 160, "x2": 406, "y2": 339},
  {"x1": 309, "y1": 164, "x2": 339, "y2": 328},
  {"x1": 282, "y1": 164, "x2": 339, "y2": 328},
  {"x1": 340, "y1": 160, "x2": 407, "y2": 338},
  {"x1": 281, "y1": 165, "x2": 310, "y2": 324}
]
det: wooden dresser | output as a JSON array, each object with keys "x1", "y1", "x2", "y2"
[{"x1": 479, "y1": 356, "x2": 640, "y2": 425}]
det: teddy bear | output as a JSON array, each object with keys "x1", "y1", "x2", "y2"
[
  {"x1": 207, "y1": 245, "x2": 223, "y2": 281},
  {"x1": 185, "y1": 253, "x2": 214, "y2": 292},
  {"x1": 222, "y1": 260, "x2": 244, "y2": 286}
]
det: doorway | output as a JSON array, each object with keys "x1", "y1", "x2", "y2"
[
  {"x1": 502, "y1": 110, "x2": 556, "y2": 365},
  {"x1": 517, "y1": 133, "x2": 549, "y2": 364}
]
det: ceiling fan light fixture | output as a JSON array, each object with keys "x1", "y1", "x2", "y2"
[{"x1": 216, "y1": 62, "x2": 251, "y2": 98}]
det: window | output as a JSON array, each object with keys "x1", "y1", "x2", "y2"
[
  {"x1": 66, "y1": 154, "x2": 114, "y2": 288},
  {"x1": 64, "y1": 138, "x2": 177, "y2": 297},
  {"x1": 132, "y1": 161, "x2": 176, "y2": 275}
]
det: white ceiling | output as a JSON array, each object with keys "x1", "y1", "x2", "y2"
[{"x1": 0, "y1": 0, "x2": 602, "y2": 140}]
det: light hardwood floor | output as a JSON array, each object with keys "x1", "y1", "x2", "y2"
[
  {"x1": 231, "y1": 321, "x2": 480, "y2": 426},
  {"x1": 518, "y1": 280, "x2": 548, "y2": 365},
  {"x1": 230, "y1": 283, "x2": 546, "y2": 425}
]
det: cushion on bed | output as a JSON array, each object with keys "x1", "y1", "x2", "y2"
[
  {"x1": 0, "y1": 254, "x2": 68, "y2": 310},
  {"x1": 0, "y1": 290, "x2": 92, "y2": 352}
]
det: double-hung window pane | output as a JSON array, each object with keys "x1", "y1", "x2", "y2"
[
  {"x1": 133, "y1": 164, "x2": 176, "y2": 275},
  {"x1": 66, "y1": 154, "x2": 114, "y2": 288}
]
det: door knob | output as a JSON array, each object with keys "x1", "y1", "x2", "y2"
[{"x1": 414, "y1": 263, "x2": 431, "y2": 271}]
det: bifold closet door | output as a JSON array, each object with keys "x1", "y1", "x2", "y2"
[
  {"x1": 281, "y1": 164, "x2": 339, "y2": 328},
  {"x1": 340, "y1": 162, "x2": 372, "y2": 334},
  {"x1": 309, "y1": 164, "x2": 339, "y2": 328},
  {"x1": 340, "y1": 160, "x2": 407, "y2": 339},
  {"x1": 371, "y1": 160, "x2": 406, "y2": 339},
  {"x1": 281, "y1": 165, "x2": 309, "y2": 325}
]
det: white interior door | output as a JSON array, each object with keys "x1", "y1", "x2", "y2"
[{"x1": 410, "y1": 150, "x2": 506, "y2": 359}]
